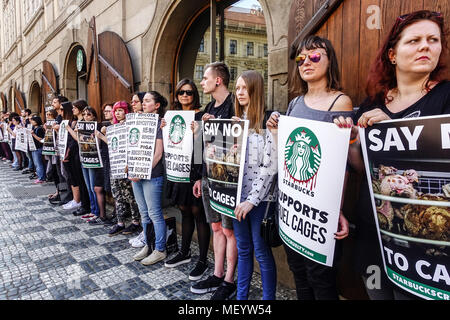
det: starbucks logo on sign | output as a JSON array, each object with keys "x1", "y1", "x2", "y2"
[
  {"x1": 284, "y1": 127, "x2": 321, "y2": 183},
  {"x1": 111, "y1": 137, "x2": 119, "y2": 151},
  {"x1": 169, "y1": 115, "x2": 186, "y2": 144},
  {"x1": 129, "y1": 128, "x2": 140, "y2": 146}
]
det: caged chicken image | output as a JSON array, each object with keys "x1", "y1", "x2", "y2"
[{"x1": 373, "y1": 165, "x2": 450, "y2": 242}]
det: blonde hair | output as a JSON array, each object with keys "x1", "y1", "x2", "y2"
[{"x1": 234, "y1": 70, "x2": 265, "y2": 134}]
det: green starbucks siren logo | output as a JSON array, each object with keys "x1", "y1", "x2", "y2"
[
  {"x1": 284, "y1": 127, "x2": 321, "y2": 183},
  {"x1": 169, "y1": 115, "x2": 186, "y2": 144},
  {"x1": 129, "y1": 128, "x2": 140, "y2": 146},
  {"x1": 111, "y1": 137, "x2": 119, "y2": 151}
]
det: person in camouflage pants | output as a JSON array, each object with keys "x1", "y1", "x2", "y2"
[{"x1": 109, "y1": 177, "x2": 141, "y2": 236}]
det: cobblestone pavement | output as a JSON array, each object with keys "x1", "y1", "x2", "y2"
[{"x1": 0, "y1": 161, "x2": 296, "y2": 300}]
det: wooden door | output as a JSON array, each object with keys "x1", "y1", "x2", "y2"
[
  {"x1": 41, "y1": 60, "x2": 59, "y2": 117},
  {"x1": 0, "y1": 93, "x2": 6, "y2": 112},
  {"x1": 14, "y1": 85, "x2": 25, "y2": 114},
  {"x1": 86, "y1": 17, "x2": 134, "y2": 117},
  {"x1": 289, "y1": 0, "x2": 450, "y2": 105}
]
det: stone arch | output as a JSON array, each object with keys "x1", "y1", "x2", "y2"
[
  {"x1": 63, "y1": 43, "x2": 87, "y2": 102},
  {"x1": 28, "y1": 81, "x2": 41, "y2": 114},
  {"x1": 142, "y1": 0, "x2": 281, "y2": 107}
]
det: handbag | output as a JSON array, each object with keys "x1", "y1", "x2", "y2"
[
  {"x1": 260, "y1": 174, "x2": 283, "y2": 247},
  {"x1": 145, "y1": 216, "x2": 179, "y2": 254}
]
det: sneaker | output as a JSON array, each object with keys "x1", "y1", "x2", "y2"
[
  {"x1": 129, "y1": 231, "x2": 146, "y2": 248},
  {"x1": 63, "y1": 200, "x2": 81, "y2": 210},
  {"x1": 122, "y1": 223, "x2": 142, "y2": 235},
  {"x1": 87, "y1": 217, "x2": 104, "y2": 224},
  {"x1": 164, "y1": 250, "x2": 191, "y2": 268},
  {"x1": 190, "y1": 275, "x2": 224, "y2": 294},
  {"x1": 141, "y1": 249, "x2": 166, "y2": 266},
  {"x1": 72, "y1": 207, "x2": 88, "y2": 216},
  {"x1": 189, "y1": 261, "x2": 208, "y2": 281},
  {"x1": 33, "y1": 179, "x2": 45, "y2": 184},
  {"x1": 108, "y1": 224, "x2": 125, "y2": 237},
  {"x1": 210, "y1": 281, "x2": 237, "y2": 300},
  {"x1": 102, "y1": 218, "x2": 116, "y2": 226},
  {"x1": 133, "y1": 245, "x2": 150, "y2": 261}
]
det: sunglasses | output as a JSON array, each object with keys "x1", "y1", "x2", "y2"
[
  {"x1": 295, "y1": 52, "x2": 324, "y2": 66},
  {"x1": 83, "y1": 113, "x2": 93, "y2": 116},
  {"x1": 178, "y1": 90, "x2": 194, "y2": 96}
]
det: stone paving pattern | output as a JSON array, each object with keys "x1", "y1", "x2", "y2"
[{"x1": 0, "y1": 162, "x2": 296, "y2": 300}]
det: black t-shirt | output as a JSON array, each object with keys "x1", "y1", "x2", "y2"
[
  {"x1": 151, "y1": 119, "x2": 164, "y2": 179},
  {"x1": 203, "y1": 93, "x2": 235, "y2": 119},
  {"x1": 354, "y1": 80, "x2": 450, "y2": 227},
  {"x1": 33, "y1": 126, "x2": 45, "y2": 149}
]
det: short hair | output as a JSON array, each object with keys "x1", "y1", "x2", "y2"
[
  {"x1": 24, "y1": 109, "x2": 32, "y2": 115},
  {"x1": 72, "y1": 100, "x2": 88, "y2": 113},
  {"x1": 54, "y1": 95, "x2": 68, "y2": 104},
  {"x1": 205, "y1": 62, "x2": 231, "y2": 88}
]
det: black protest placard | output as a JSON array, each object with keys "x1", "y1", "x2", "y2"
[
  {"x1": 360, "y1": 115, "x2": 450, "y2": 300},
  {"x1": 42, "y1": 120, "x2": 56, "y2": 155},
  {"x1": 203, "y1": 119, "x2": 249, "y2": 219},
  {"x1": 77, "y1": 121, "x2": 103, "y2": 168}
]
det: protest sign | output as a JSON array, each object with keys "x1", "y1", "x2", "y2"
[
  {"x1": 77, "y1": 121, "x2": 103, "y2": 168},
  {"x1": 15, "y1": 128, "x2": 28, "y2": 152},
  {"x1": 42, "y1": 120, "x2": 56, "y2": 155},
  {"x1": 126, "y1": 113, "x2": 159, "y2": 179},
  {"x1": 162, "y1": 110, "x2": 195, "y2": 183},
  {"x1": 107, "y1": 123, "x2": 128, "y2": 179},
  {"x1": 360, "y1": 115, "x2": 450, "y2": 300},
  {"x1": 27, "y1": 128, "x2": 36, "y2": 152},
  {"x1": 58, "y1": 120, "x2": 69, "y2": 159},
  {"x1": 203, "y1": 119, "x2": 249, "y2": 219},
  {"x1": 277, "y1": 116, "x2": 350, "y2": 266}
]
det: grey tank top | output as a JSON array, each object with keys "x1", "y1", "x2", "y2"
[{"x1": 286, "y1": 95, "x2": 354, "y2": 123}]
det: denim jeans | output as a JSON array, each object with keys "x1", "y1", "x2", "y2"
[
  {"x1": 81, "y1": 167, "x2": 99, "y2": 216},
  {"x1": 232, "y1": 202, "x2": 277, "y2": 300},
  {"x1": 131, "y1": 176, "x2": 166, "y2": 251},
  {"x1": 31, "y1": 148, "x2": 45, "y2": 181},
  {"x1": 26, "y1": 151, "x2": 34, "y2": 170}
]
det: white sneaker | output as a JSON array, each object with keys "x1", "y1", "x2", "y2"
[
  {"x1": 133, "y1": 245, "x2": 150, "y2": 261},
  {"x1": 141, "y1": 250, "x2": 166, "y2": 266},
  {"x1": 129, "y1": 231, "x2": 145, "y2": 244},
  {"x1": 63, "y1": 200, "x2": 81, "y2": 210},
  {"x1": 62, "y1": 200, "x2": 75, "y2": 210}
]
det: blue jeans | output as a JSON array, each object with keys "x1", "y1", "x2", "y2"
[
  {"x1": 131, "y1": 176, "x2": 166, "y2": 252},
  {"x1": 232, "y1": 202, "x2": 277, "y2": 300},
  {"x1": 31, "y1": 148, "x2": 45, "y2": 181},
  {"x1": 26, "y1": 151, "x2": 34, "y2": 170},
  {"x1": 81, "y1": 167, "x2": 99, "y2": 216}
]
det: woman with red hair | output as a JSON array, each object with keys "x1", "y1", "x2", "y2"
[
  {"x1": 335, "y1": 10, "x2": 449, "y2": 299},
  {"x1": 106, "y1": 101, "x2": 141, "y2": 236}
]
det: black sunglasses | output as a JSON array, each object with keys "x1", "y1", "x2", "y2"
[{"x1": 178, "y1": 90, "x2": 194, "y2": 96}]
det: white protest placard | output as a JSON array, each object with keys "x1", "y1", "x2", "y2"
[
  {"x1": 162, "y1": 110, "x2": 195, "y2": 183},
  {"x1": 107, "y1": 123, "x2": 128, "y2": 179},
  {"x1": 42, "y1": 120, "x2": 57, "y2": 155},
  {"x1": 27, "y1": 128, "x2": 36, "y2": 152},
  {"x1": 15, "y1": 128, "x2": 28, "y2": 152},
  {"x1": 277, "y1": 116, "x2": 350, "y2": 266},
  {"x1": 126, "y1": 113, "x2": 159, "y2": 179},
  {"x1": 58, "y1": 120, "x2": 69, "y2": 159}
]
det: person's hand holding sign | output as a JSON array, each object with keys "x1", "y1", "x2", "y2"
[
  {"x1": 357, "y1": 108, "x2": 391, "y2": 128},
  {"x1": 234, "y1": 201, "x2": 254, "y2": 222}
]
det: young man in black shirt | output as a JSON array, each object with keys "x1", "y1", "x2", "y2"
[{"x1": 191, "y1": 62, "x2": 237, "y2": 300}]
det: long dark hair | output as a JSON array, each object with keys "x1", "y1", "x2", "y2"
[
  {"x1": 31, "y1": 115, "x2": 43, "y2": 127},
  {"x1": 289, "y1": 35, "x2": 342, "y2": 96},
  {"x1": 366, "y1": 10, "x2": 447, "y2": 105},
  {"x1": 147, "y1": 91, "x2": 167, "y2": 118},
  {"x1": 173, "y1": 79, "x2": 201, "y2": 110},
  {"x1": 72, "y1": 100, "x2": 89, "y2": 114},
  {"x1": 62, "y1": 102, "x2": 74, "y2": 121}
]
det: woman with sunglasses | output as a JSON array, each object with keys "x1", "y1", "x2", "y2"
[
  {"x1": 335, "y1": 10, "x2": 449, "y2": 300},
  {"x1": 161, "y1": 79, "x2": 211, "y2": 280},
  {"x1": 266, "y1": 35, "x2": 352, "y2": 300}
]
